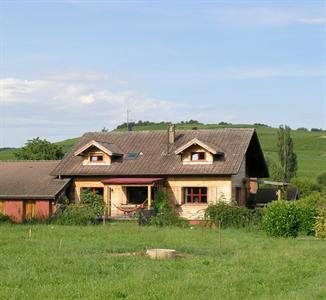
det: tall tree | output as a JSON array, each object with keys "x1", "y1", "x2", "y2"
[
  {"x1": 277, "y1": 125, "x2": 297, "y2": 182},
  {"x1": 14, "y1": 137, "x2": 64, "y2": 160}
]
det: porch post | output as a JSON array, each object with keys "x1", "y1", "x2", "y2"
[
  {"x1": 148, "y1": 185, "x2": 152, "y2": 209},
  {"x1": 107, "y1": 186, "x2": 111, "y2": 216}
]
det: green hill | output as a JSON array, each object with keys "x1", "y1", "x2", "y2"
[{"x1": 1, "y1": 123, "x2": 325, "y2": 179}]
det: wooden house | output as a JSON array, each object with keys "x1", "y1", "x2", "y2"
[{"x1": 51, "y1": 126, "x2": 269, "y2": 221}]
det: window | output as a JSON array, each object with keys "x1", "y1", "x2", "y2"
[
  {"x1": 90, "y1": 155, "x2": 103, "y2": 162},
  {"x1": 184, "y1": 187, "x2": 208, "y2": 204},
  {"x1": 125, "y1": 151, "x2": 140, "y2": 160},
  {"x1": 191, "y1": 152, "x2": 205, "y2": 161}
]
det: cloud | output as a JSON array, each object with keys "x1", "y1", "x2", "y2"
[
  {"x1": 194, "y1": 66, "x2": 326, "y2": 80},
  {"x1": 298, "y1": 18, "x2": 326, "y2": 25},
  {"x1": 208, "y1": 7, "x2": 326, "y2": 27},
  {"x1": 0, "y1": 71, "x2": 191, "y2": 135}
]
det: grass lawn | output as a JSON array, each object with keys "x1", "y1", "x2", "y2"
[{"x1": 0, "y1": 223, "x2": 326, "y2": 299}]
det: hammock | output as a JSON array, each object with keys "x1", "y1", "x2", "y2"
[{"x1": 114, "y1": 199, "x2": 148, "y2": 217}]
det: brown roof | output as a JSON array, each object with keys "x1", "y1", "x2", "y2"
[
  {"x1": 74, "y1": 140, "x2": 123, "y2": 156},
  {"x1": 52, "y1": 128, "x2": 268, "y2": 177},
  {"x1": 0, "y1": 161, "x2": 70, "y2": 199}
]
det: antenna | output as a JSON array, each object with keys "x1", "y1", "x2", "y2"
[{"x1": 126, "y1": 109, "x2": 131, "y2": 131}]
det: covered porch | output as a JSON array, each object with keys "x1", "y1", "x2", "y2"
[{"x1": 101, "y1": 178, "x2": 164, "y2": 217}]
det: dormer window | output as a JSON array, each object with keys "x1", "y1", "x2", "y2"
[
  {"x1": 90, "y1": 155, "x2": 103, "y2": 162},
  {"x1": 191, "y1": 152, "x2": 205, "y2": 161},
  {"x1": 74, "y1": 140, "x2": 123, "y2": 166}
]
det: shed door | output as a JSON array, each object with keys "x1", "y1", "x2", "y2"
[
  {"x1": 0, "y1": 201, "x2": 4, "y2": 214},
  {"x1": 24, "y1": 201, "x2": 36, "y2": 221}
]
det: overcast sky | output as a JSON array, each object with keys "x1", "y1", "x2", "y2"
[{"x1": 0, "y1": 0, "x2": 325, "y2": 147}]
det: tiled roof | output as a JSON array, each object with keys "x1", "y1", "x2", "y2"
[
  {"x1": 52, "y1": 128, "x2": 268, "y2": 177},
  {"x1": 0, "y1": 161, "x2": 70, "y2": 199}
]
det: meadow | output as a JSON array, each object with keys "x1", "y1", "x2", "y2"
[
  {"x1": 1, "y1": 124, "x2": 325, "y2": 179},
  {"x1": 0, "y1": 223, "x2": 326, "y2": 299}
]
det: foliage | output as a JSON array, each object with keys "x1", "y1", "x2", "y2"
[
  {"x1": 14, "y1": 137, "x2": 64, "y2": 160},
  {"x1": 0, "y1": 213, "x2": 11, "y2": 224},
  {"x1": 317, "y1": 172, "x2": 326, "y2": 188},
  {"x1": 52, "y1": 191, "x2": 104, "y2": 225},
  {"x1": 290, "y1": 177, "x2": 320, "y2": 198},
  {"x1": 297, "y1": 192, "x2": 326, "y2": 210},
  {"x1": 51, "y1": 205, "x2": 97, "y2": 225},
  {"x1": 296, "y1": 202, "x2": 317, "y2": 235},
  {"x1": 265, "y1": 156, "x2": 284, "y2": 181},
  {"x1": 80, "y1": 189, "x2": 105, "y2": 215},
  {"x1": 263, "y1": 201, "x2": 301, "y2": 238},
  {"x1": 277, "y1": 125, "x2": 297, "y2": 182},
  {"x1": 150, "y1": 191, "x2": 188, "y2": 227},
  {"x1": 205, "y1": 202, "x2": 264, "y2": 228},
  {"x1": 315, "y1": 209, "x2": 326, "y2": 240}
]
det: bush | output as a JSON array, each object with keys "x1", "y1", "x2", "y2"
[
  {"x1": 205, "y1": 202, "x2": 264, "y2": 228},
  {"x1": 0, "y1": 213, "x2": 11, "y2": 224},
  {"x1": 263, "y1": 201, "x2": 301, "y2": 238},
  {"x1": 149, "y1": 191, "x2": 188, "y2": 227},
  {"x1": 315, "y1": 209, "x2": 326, "y2": 240},
  {"x1": 296, "y1": 204, "x2": 316, "y2": 235},
  {"x1": 51, "y1": 205, "x2": 97, "y2": 225},
  {"x1": 317, "y1": 172, "x2": 326, "y2": 188},
  {"x1": 80, "y1": 189, "x2": 105, "y2": 215},
  {"x1": 290, "y1": 177, "x2": 320, "y2": 197}
]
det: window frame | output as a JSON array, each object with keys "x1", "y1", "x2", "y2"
[
  {"x1": 183, "y1": 187, "x2": 208, "y2": 204},
  {"x1": 89, "y1": 154, "x2": 104, "y2": 162},
  {"x1": 191, "y1": 151, "x2": 206, "y2": 161}
]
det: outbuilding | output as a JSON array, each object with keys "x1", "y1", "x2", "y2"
[{"x1": 0, "y1": 161, "x2": 70, "y2": 222}]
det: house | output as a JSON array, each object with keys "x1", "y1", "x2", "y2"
[
  {"x1": 0, "y1": 126, "x2": 268, "y2": 223},
  {"x1": 0, "y1": 161, "x2": 70, "y2": 222},
  {"x1": 51, "y1": 126, "x2": 268, "y2": 221}
]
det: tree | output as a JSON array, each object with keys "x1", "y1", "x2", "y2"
[
  {"x1": 265, "y1": 157, "x2": 284, "y2": 181},
  {"x1": 277, "y1": 125, "x2": 297, "y2": 182},
  {"x1": 14, "y1": 137, "x2": 64, "y2": 160}
]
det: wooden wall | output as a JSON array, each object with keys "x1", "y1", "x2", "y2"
[
  {"x1": 167, "y1": 176, "x2": 232, "y2": 220},
  {"x1": 73, "y1": 176, "x2": 233, "y2": 220},
  {"x1": 180, "y1": 145, "x2": 213, "y2": 165}
]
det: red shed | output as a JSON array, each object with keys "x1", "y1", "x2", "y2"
[{"x1": 0, "y1": 161, "x2": 70, "y2": 223}]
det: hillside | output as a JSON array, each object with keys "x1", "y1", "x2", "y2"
[{"x1": 1, "y1": 124, "x2": 325, "y2": 179}]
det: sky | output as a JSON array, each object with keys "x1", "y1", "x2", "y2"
[{"x1": 0, "y1": 0, "x2": 325, "y2": 147}]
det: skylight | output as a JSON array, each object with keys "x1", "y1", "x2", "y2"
[{"x1": 125, "y1": 152, "x2": 140, "y2": 160}]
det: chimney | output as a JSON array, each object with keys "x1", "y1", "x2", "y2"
[{"x1": 168, "y1": 124, "x2": 175, "y2": 145}]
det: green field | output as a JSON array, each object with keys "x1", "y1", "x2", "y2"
[
  {"x1": 0, "y1": 223, "x2": 325, "y2": 299},
  {"x1": 1, "y1": 124, "x2": 325, "y2": 179}
]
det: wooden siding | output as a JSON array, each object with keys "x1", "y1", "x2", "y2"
[
  {"x1": 82, "y1": 149, "x2": 111, "y2": 166},
  {"x1": 166, "y1": 176, "x2": 232, "y2": 220},
  {"x1": 24, "y1": 201, "x2": 36, "y2": 221},
  {"x1": 73, "y1": 176, "x2": 232, "y2": 220},
  {"x1": 0, "y1": 200, "x2": 4, "y2": 214},
  {"x1": 181, "y1": 145, "x2": 213, "y2": 165}
]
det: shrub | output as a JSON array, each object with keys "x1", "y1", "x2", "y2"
[
  {"x1": 0, "y1": 213, "x2": 11, "y2": 224},
  {"x1": 205, "y1": 202, "x2": 264, "y2": 228},
  {"x1": 80, "y1": 189, "x2": 105, "y2": 216},
  {"x1": 290, "y1": 177, "x2": 320, "y2": 197},
  {"x1": 296, "y1": 204, "x2": 316, "y2": 235},
  {"x1": 149, "y1": 191, "x2": 188, "y2": 227},
  {"x1": 315, "y1": 209, "x2": 326, "y2": 240},
  {"x1": 51, "y1": 205, "x2": 97, "y2": 225},
  {"x1": 317, "y1": 172, "x2": 326, "y2": 188},
  {"x1": 263, "y1": 201, "x2": 301, "y2": 238}
]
